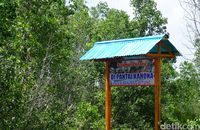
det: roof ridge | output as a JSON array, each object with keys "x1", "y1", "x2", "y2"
[
  {"x1": 95, "y1": 34, "x2": 166, "y2": 44},
  {"x1": 80, "y1": 33, "x2": 181, "y2": 61}
]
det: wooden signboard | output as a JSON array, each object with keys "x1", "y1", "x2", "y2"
[
  {"x1": 80, "y1": 34, "x2": 180, "y2": 130},
  {"x1": 110, "y1": 59, "x2": 155, "y2": 86}
]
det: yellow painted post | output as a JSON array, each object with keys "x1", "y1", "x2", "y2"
[{"x1": 105, "y1": 62, "x2": 111, "y2": 130}]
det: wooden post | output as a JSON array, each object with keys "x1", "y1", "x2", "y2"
[
  {"x1": 154, "y1": 43, "x2": 161, "y2": 130},
  {"x1": 158, "y1": 59, "x2": 161, "y2": 124},
  {"x1": 154, "y1": 58, "x2": 161, "y2": 130},
  {"x1": 105, "y1": 62, "x2": 111, "y2": 130}
]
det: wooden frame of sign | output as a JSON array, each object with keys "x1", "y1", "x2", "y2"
[{"x1": 104, "y1": 42, "x2": 175, "y2": 130}]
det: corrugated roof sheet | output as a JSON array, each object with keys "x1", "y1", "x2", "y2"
[{"x1": 80, "y1": 34, "x2": 181, "y2": 60}]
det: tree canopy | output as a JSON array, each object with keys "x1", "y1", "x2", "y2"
[{"x1": 0, "y1": 0, "x2": 199, "y2": 129}]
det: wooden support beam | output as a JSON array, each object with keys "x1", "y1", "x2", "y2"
[
  {"x1": 105, "y1": 62, "x2": 111, "y2": 130},
  {"x1": 154, "y1": 43, "x2": 161, "y2": 130},
  {"x1": 154, "y1": 58, "x2": 161, "y2": 130}
]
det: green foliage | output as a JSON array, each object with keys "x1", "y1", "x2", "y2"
[
  {"x1": 187, "y1": 117, "x2": 200, "y2": 126},
  {"x1": 161, "y1": 61, "x2": 200, "y2": 124},
  {"x1": 90, "y1": 2, "x2": 109, "y2": 19},
  {"x1": 130, "y1": 0, "x2": 167, "y2": 36},
  {"x1": 194, "y1": 37, "x2": 200, "y2": 71},
  {"x1": 112, "y1": 87, "x2": 154, "y2": 129},
  {"x1": 0, "y1": 0, "x2": 199, "y2": 129},
  {"x1": 74, "y1": 101, "x2": 104, "y2": 129}
]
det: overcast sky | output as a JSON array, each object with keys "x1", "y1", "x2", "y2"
[{"x1": 86, "y1": 0, "x2": 195, "y2": 67}]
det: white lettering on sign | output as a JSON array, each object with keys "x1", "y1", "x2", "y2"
[{"x1": 110, "y1": 59, "x2": 155, "y2": 86}]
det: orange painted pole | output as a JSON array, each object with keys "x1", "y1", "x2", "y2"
[
  {"x1": 158, "y1": 59, "x2": 161, "y2": 123},
  {"x1": 154, "y1": 43, "x2": 161, "y2": 130},
  {"x1": 105, "y1": 62, "x2": 111, "y2": 130},
  {"x1": 154, "y1": 58, "x2": 161, "y2": 130},
  {"x1": 157, "y1": 43, "x2": 161, "y2": 126}
]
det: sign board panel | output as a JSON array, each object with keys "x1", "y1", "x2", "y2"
[{"x1": 110, "y1": 59, "x2": 155, "y2": 86}]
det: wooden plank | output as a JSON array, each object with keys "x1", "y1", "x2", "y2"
[{"x1": 105, "y1": 62, "x2": 111, "y2": 130}]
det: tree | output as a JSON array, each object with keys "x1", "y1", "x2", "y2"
[
  {"x1": 180, "y1": 0, "x2": 200, "y2": 70},
  {"x1": 130, "y1": 0, "x2": 167, "y2": 36},
  {"x1": 90, "y1": 1, "x2": 109, "y2": 19},
  {"x1": 109, "y1": 0, "x2": 168, "y2": 129},
  {"x1": 1, "y1": 0, "x2": 199, "y2": 129},
  {"x1": 0, "y1": 1, "x2": 25, "y2": 129},
  {"x1": 161, "y1": 61, "x2": 200, "y2": 124},
  {"x1": 90, "y1": 2, "x2": 132, "y2": 42},
  {"x1": 0, "y1": 0, "x2": 107, "y2": 129}
]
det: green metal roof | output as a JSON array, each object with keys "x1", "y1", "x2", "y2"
[{"x1": 80, "y1": 34, "x2": 181, "y2": 60}]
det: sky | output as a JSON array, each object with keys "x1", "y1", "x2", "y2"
[{"x1": 85, "y1": 0, "x2": 195, "y2": 67}]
